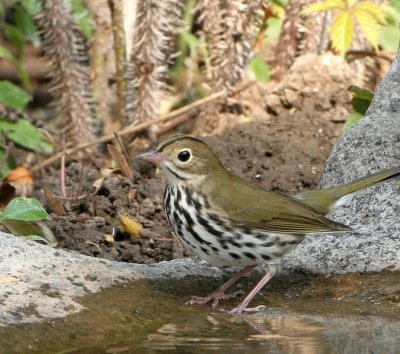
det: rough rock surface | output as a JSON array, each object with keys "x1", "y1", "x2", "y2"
[
  {"x1": 1, "y1": 52, "x2": 399, "y2": 326},
  {"x1": 282, "y1": 51, "x2": 400, "y2": 274},
  {"x1": 0, "y1": 231, "x2": 225, "y2": 325}
]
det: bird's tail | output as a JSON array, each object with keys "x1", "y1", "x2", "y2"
[{"x1": 293, "y1": 167, "x2": 400, "y2": 215}]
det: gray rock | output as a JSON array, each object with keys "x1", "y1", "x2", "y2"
[
  {"x1": 0, "y1": 231, "x2": 225, "y2": 325},
  {"x1": 282, "y1": 51, "x2": 400, "y2": 274},
  {"x1": 2, "y1": 51, "x2": 400, "y2": 327}
]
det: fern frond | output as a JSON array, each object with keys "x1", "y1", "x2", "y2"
[
  {"x1": 37, "y1": 0, "x2": 96, "y2": 145},
  {"x1": 197, "y1": 0, "x2": 262, "y2": 91},
  {"x1": 125, "y1": 0, "x2": 184, "y2": 126}
]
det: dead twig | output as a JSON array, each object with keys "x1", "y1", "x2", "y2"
[
  {"x1": 60, "y1": 153, "x2": 67, "y2": 198},
  {"x1": 32, "y1": 81, "x2": 255, "y2": 172},
  {"x1": 346, "y1": 50, "x2": 394, "y2": 63},
  {"x1": 113, "y1": 132, "x2": 134, "y2": 178}
]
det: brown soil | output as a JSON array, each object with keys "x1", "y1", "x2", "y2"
[{"x1": 33, "y1": 54, "x2": 354, "y2": 264}]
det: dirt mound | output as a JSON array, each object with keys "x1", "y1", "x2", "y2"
[{"x1": 39, "y1": 54, "x2": 356, "y2": 264}]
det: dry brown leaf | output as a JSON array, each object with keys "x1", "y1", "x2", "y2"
[
  {"x1": 103, "y1": 233, "x2": 114, "y2": 246},
  {"x1": 93, "y1": 168, "x2": 117, "y2": 193},
  {"x1": 43, "y1": 187, "x2": 66, "y2": 215},
  {"x1": 127, "y1": 189, "x2": 137, "y2": 203},
  {"x1": 118, "y1": 215, "x2": 142, "y2": 238},
  {"x1": 5, "y1": 167, "x2": 33, "y2": 196}
]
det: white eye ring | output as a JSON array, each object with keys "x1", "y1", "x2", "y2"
[{"x1": 177, "y1": 149, "x2": 191, "y2": 162}]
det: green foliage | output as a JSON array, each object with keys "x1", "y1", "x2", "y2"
[
  {"x1": 379, "y1": 2, "x2": 400, "y2": 50},
  {"x1": 302, "y1": 0, "x2": 386, "y2": 56},
  {"x1": 248, "y1": 54, "x2": 270, "y2": 82},
  {"x1": 264, "y1": 17, "x2": 283, "y2": 42},
  {"x1": 0, "y1": 197, "x2": 49, "y2": 222},
  {"x1": 170, "y1": 0, "x2": 196, "y2": 79},
  {"x1": 0, "y1": 80, "x2": 32, "y2": 110},
  {"x1": 0, "y1": 119, "x2": 53, "y2": 153},
  {"x1": 0, "y1": 197, "x2": 56, "y2": 246},
  {"x1": 0, "y1": 46, "x2": 31, "y2": 88},
  {"x1": 70, "y1": 0, "x2": 93, "y2": 40},
  {"x1": 4, "y1": 0, "x2": 42, "y2": 47},
  {"x1": 343, "y1": 85, "x2": 373, "y2": 131},
  {"x1": 0, "y1": 81, "x2": 53, "y2": 175},
  {"x1": 0, "y1": 149, "x2": 16, "y2": 179}
]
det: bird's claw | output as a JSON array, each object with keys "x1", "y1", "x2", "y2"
[
  {"x1": 225, "y1": 305, "x2": 266, "y2": 315},
  {"x1": 186, "y1": 290, "x2": 244, "y2": 308}
]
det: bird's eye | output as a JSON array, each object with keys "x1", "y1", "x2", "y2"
[{"x1": 177, "y1": 149, "x2": 191, "y2": 162}]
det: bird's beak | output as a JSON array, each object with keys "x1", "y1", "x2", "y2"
[{"x1": 134, "y1": 151, "x2": 170, "y2": 165}]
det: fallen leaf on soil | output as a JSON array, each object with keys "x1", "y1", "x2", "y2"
[
  {"x1": 0, "y1": 276, "x2": 20, "y2": 284},
  {"x1": 127, "y1": 189, "x2": 137, "y2": 203},
  {"x1": 118, "y1": 215, "x2": 142, "y2": 238},
  {"x1": 0, "y1": 182, "x2": 16, "y2": 209},
  {"x1": 43, "y1": 187, "x2": 66, "y2": 215},
  {"x1": 5, "y1": 166, "x2": 33, "y2": 196},
  {"x1": 92, "y1": 168, "x2": 121, "y2": 194},
  {"x1": 103, "y1": 233, "x2": 114, "y2": 246}
]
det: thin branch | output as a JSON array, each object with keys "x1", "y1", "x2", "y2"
[
  {"x1": 32, "y1": 81, "x2": 255, "y2": 172},
  {"x1": 60, "y1": 153, "x2": 67, "y2": 198},
  {"x1": 346, "y1": 50, "x2": 394, "y2": 63}
]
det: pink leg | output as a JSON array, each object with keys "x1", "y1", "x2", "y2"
[
  {"x1": 186, "y1": 265, "x2": 257, "y2": 308},
  {"x1": 228, "y1": 267, "x2": 277, "y2": 315}
]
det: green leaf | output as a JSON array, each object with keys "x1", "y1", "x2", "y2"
[
  {"x1": 390, "y1": 0, "x2": 400, "y2": 11},
  {"x1": 0, "y1": 148, "x2": 13, "y2": 180},
  {"x1": 265, "y1": 17, "x2": 283, "y2": 42},
  {"x1": 349, "y1": 85, "x2": 373, "y2": 114},
  {"x1": 0, "y1": 197, "x2": 49, "y2": 222},
  {"x1": 0, "y1": 50, "x2": 31, "y2": 89},
  {"x1": 343, "y1": 112, "x2": 364, "y2": 131},
  {"x1": 379, "y1": 3, "x2": 400, "y2": 50},
  {"x1": 71, "y1": 0, "x2": 93, "y2": 40},
  {"x1": 0, "y1": 46, "x2": 15, "y2": 61},
  {"x1": 25, "y1": 235, "x2": 51, "y2": 245},
  {"x1": 2, "y1": 220, "x2": 57, "y2": 246},
  {"x1": 3, "y1": 24, "x2": 26, "y2": 58},
  {"x1": 349, "y1": 85, "x2": 374, "y2": 101},
  {"x1": 355, "y1": 2, "x2": 386, "y2": 24},
  {"x1": 182, "y1": 32, "x2": 198, "y2": 54},
  {"x1": 379, "y1": 27, "x2": 400, "y2": 50},
  {"x1": 14, "y1": 4, "x2": 40, "y2": 45},
  {"x1": 19, "y1": 0, "x2": 41, "y2": 16},
  {"x1": 0, "y1": 119, "x2": 53, "y2": 153},
  {"x1": 0, "y1": 81, "x2": 32, "y2": 110},
  {"x1": 330, "y1": 12, "x2": 354, "y2": 56},
  {"x1": 248, "y1": 55, "x2": 270, "y2": 83}
]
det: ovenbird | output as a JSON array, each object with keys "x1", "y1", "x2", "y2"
[{"x1": 135, "y1": 135, "x2": 400, "y2": 314}]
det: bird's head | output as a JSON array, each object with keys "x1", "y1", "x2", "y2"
[{"x1": 134, "y1": 135, "x2": 223, "y2": 184}]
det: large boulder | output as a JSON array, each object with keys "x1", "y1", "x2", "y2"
[{"x1": 283, "y1": 50, "x2": 400, "y2": 274}]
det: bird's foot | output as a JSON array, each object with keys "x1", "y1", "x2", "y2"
[
  {"x1": 227, "y1": 305, "x2": 266, "y2": 315},
  {"x1": 186, "y1": 290, "x2": 244, "y2": 309}
]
